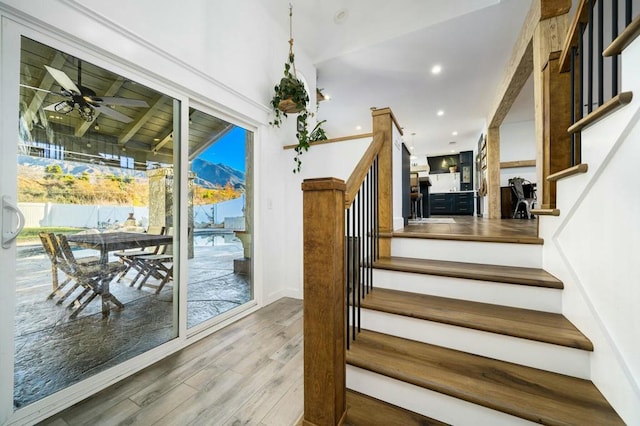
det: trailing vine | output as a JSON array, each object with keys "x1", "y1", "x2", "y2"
[{"x1": 269, "y1": 5, "x2": 327, "y2": 173}]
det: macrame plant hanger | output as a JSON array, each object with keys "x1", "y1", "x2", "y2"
[{"x1": 278, "y1": 4, "x2": 306, "y2": 113}]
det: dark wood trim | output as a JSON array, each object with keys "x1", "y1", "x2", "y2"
[
  {"x1": 283, "y1": 133, "x2": 373, "y2": 150},
  {"x1": 500, "y1": 160, "x2": 536, "y2": 169},
  {"x1": 546, "y1": 163, "x2": 588, "y2": 181},
  {"x1": 531, "y1": 208, "x2": 561, "y2": 216},
  {"x1": 603, "y1": 14, "x2": 640, "y2": 57},
  {"x1": 568, "y1": 92, "x2": 633, "y2": 134}
]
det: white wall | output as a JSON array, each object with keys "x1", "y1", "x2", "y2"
[
  {"x1": 499, "y1": 120, "x2": 536, "y2": 186},
  {"x1": 539, "y1": 36, "x2": 640, "y2": 425}
]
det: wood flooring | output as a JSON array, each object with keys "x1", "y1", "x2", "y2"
[
  {"x1": 396, "y1": 215, "x2": 542, "y2": 244},
  {"x1": 39, "y1": 298, "x2": 304, "y2": 426}
]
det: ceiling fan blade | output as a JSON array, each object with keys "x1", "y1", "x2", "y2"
[
  {"x1": 93, "y1": 104, "x2": 134, "y2": 123},
  {"x1": 43, "y1": 103, "x2": 58, "y2": 112},
  {"x1": 19, "y1": 83, "x2": 63, "y2": 96},
  {"x1": 94, "y1": 97, "x2": 149, "y2": 107},
  {"x1": 44, "y1": 65, "x2": 81, "y2": 94}
]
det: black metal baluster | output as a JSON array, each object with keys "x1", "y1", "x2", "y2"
[
  {"x1": 570, "y1": 46, "x2": 577, "y2": 166},
  {"x1": 626, "y1": 0, "x2": 632, "y2": 25},
  {"x1": 597, "y1": 0, "x2": 604, "y2": 106},
  {"x1": 588, "y1": 0, "x2": 594, "y2": 114},
  {"x1": 345, "y1": 207, "x2": 351, "y2": 349},
  {"x1": 613, "y1": 0, "x2": 620, "y2": 97},
  {"x1": 351, "y1": 201, "x2": 356, "y2": 343},
  {"x1": 356, "y1": 189, "x2": 362, "y2": 333},
  {"x1": 579, "y1": 22, "x2": 585, "y2": 121}
]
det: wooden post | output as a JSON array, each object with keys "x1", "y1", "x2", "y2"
[
  {"x1": 532, "y1": 9, "x2": 572, "y2": 209},
  {"x1": 487, "y1": 127, "x2": 501, "y2": 219},
  {"x1": 301, "y1": 177, "x2": 347, "y2": 426},
  {"x1": 371, "y1": 108, "x2": 399, "y2": 257}
]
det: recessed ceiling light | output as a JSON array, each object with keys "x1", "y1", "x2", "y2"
[
  {"x1": 437, "y1": 110, "x2": 444, "y2": 116},
  {"x1": 451, "y1": 150, "x2": 456, "y2": 153},
  {"x1": 410, "y1": 146, "x2": 415, "y2": 150},
  {"x1": 431, "y1": 64, "x2": 442, "y2": 75},
  {"x1": 356, "y1": 125, "x2": 362, "y2": 130},
  {"x1": 324, "y1": 93, "x2": 332, "y2": 100},
  {"x1": 334, "y1": 8, "x2": 349, "y2": 24},
  {"x1": 452, "y1": 131, "x2": 458, "y2": 136},
  {"x1": 154, "y1": 138, "x2": 160, "y2": 142}
]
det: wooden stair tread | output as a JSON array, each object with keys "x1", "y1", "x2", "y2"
[
  {"x1": 347, "y1": 330, "x2": 623, "y2": 426},
  {"x1": 345, "y1": 389, "x2": 448, "y2": 426},
  {"x1": 360, "y1": 288, "x2": 592, "y2": 350},
  {"x1": 392, "y1": 231, "x2": 543, "y2": 245},
  {"x1": 374, "y1": 256, "x2": 563, "y2": 289}
]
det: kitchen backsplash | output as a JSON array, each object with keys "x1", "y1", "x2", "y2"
[{"x1": 428, "y1": 172, "x2": 461, "y2": 193}]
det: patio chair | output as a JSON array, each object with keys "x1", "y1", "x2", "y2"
[
  {"x1": 39, "y1": 232, "x2": 100, "y2": 301},
  {"x1": 114, "y1": 225, "x2": 164, "y2": 284},
  {"x1": 55, "y1": 234, "x2": 126, "y2": 318},
  {"x1": 131, "y1": 227, "x2": 174, "y2": 294}
]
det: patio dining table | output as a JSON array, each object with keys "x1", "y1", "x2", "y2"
[
  {"x1": 65, "y1": 231, "x2": 173, "y2": 316},
  {"x1": 66, "y1": 231, "x2": 173, "y2": 264}
]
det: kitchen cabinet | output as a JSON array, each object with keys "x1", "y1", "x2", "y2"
[
  {"x1": 459, "y1": 150, "x2": 474, "y2": 191},
  {"x1": 429, "y1": 192, "x2": 475, "y2": 215}
]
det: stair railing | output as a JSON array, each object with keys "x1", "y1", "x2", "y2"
[
  {"x1": 301, "y1": 107, "x2": 398, "y2": 426},
  {"x1": 559, "y1": 0, "x2": 635, "y2": 165}
]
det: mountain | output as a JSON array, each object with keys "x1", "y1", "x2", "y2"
[{"x1": 191, "y1": 158, "x2": 245, "y2": 190}]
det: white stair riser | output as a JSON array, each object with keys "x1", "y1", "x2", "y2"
[
  {"x1": 358, "y1": 309, "x2": 591, "y2": 379},
  {"x1": 347, "y1": 365, "x2": 537, "y2": 426},
  {"x1": 373, "y1": 269, "x2": 562, "y2": 313},
  {"x1": 391, "y1": 238, "x2": 542, "y2": 268}
]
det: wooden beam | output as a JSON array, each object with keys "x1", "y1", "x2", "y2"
[
  {"x1": 486, "y1": 0, "x2": 540, "y2": 128},
  {"x1": 500, "y1": 160, "x2": 536, "y2": 168},
  {"x1": 118, "y1": 95, "x2": 166, "y2": 145}
]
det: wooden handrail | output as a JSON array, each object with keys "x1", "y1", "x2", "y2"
[
  {"x1": 344, "y1": 136, "x2": 384, "y2": 208},
  {"x1": 547, "y1": 163, "x2": 588, "y2": 181},
  {"x1": 567, "y1": 91, "x2": 633, "y2": 133},
  {"x1": 559, "y1": 0, "x2": 594, "y2": 72},
  {"x1": 282, "y1": 132, "x2": 373, "y2": 150},
  {"x1": 603, "y1": 14, "x2": 640, "y2": 56}
]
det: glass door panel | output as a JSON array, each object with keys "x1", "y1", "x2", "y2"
[
  {"x1": 187, "y1": 108, "x2": 253, "y2": 329},
  {"x1": 13, "y1": 36, "x2": 179, "y2": 408}
]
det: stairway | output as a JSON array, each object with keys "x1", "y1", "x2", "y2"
[{"x1": 345, "y1": 235, "x2": 624, "y2": 425}]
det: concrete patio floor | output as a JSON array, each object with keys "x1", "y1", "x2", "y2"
[{"x1": 13, "y1": 236, "x2": 251, "y2": 409}]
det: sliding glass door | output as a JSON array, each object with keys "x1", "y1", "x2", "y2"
[
  {"x1": 10, "y1": 36, "x2": 181, "y2": 409},
  {"x1": 187, "y1": 108, "x2": 253, "y2": 330}
]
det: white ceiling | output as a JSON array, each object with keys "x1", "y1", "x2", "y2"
[{"x1": 264, "y1": 0, "x2": 535, "y2": 158}]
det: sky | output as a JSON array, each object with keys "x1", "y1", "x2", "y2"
[{"x1": 197, "y1": 126, "x2": 246, "y2": 173}]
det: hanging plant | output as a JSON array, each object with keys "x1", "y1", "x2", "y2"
[{"x1": 269, "y1": 5, "x2": 327, "y2": 173}]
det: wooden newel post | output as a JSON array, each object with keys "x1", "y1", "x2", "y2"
[{"x1": 301, "y1": 177, "x2": 347, "y2": 426}]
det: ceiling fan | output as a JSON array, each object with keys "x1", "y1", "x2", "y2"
[{"x1": 20, "y1": 60, "x2": 149, "y2": 124}]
